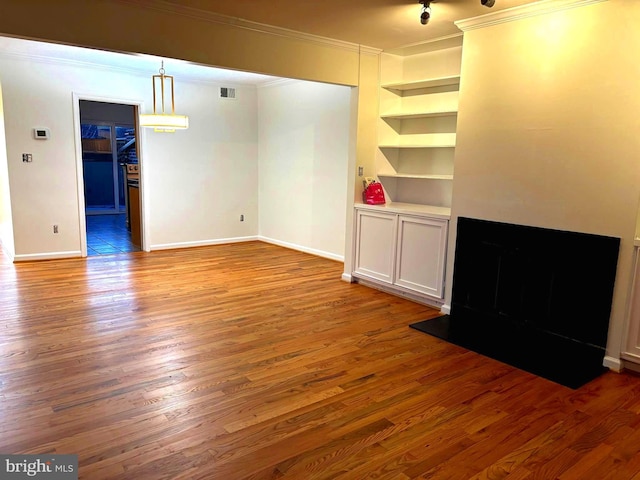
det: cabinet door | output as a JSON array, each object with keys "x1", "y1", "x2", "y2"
[
  {"x1": 395, "y1": 215, "x2": 448, "y2": 298},
  {"x1": 354, "y1": 210, "x2": 397, "y2": 283}
]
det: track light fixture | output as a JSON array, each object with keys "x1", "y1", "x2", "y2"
[
  {"x1": 481, "y1": 0, "x2": 495, "y2": 7},
  {"x1": 419, "y1": 0, "x2": 432, "y2": 25}
]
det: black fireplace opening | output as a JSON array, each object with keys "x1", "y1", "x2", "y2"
[{"x1": 411, "y1": 217, "x2": 621, "y2": 389}]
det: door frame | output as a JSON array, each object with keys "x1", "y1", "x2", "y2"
[{"x1": 72, "y1": 93, "x2": 148, "y2": 257}]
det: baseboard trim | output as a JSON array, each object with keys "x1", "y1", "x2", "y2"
[
  {"x1": 258, "y1": 236, "x2": 344, "y2": 263},
  {"x1": 150, "y1": 236, "x2": 259, "y2": 251},
  {"x1": 603, "y1": 355, "x2": 623, "y2": 372},
  {"x1": 622, "y1": 360, "x2": 640, "y2": 375},
  {"x1": 13, "y1": 251, "x2": 82, "y2": 262},
  {"x1": 440, "y1": 304, "x2": 451, "y2": 315},
  {"x1": 341, "y1": 273, "x2": 353, "y2": 283},
  {"x1": 13, "y1": 238, "x2": 342, "y2": 263},
  {"x1": 353, "y1": 276, "x2": 444, "y2": 310}
]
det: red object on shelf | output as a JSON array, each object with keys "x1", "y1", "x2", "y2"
[{"x1": 363, "y1": 181, "x2": 386, "y2": 205}]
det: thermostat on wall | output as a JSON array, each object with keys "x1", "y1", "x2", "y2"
[{"x1": 33, "y1": 128, "x2": 50, "y2": 140}]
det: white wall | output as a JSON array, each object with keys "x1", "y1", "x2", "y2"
[
  {"x1": 0, "y1": 55, "x2": 260, "y2": 258},
  {"x1": 147, "y1": 79, "x2": 259, "y2": 249},
  {"x1": 0, "y1": 79, "x2": 14, "y2": 259},
  {"x1": 447, "y1": 0, "x2": 640, "y2": 360},
  {"x1": 257, "y1": 80, "x2": 351, "y2": 260}
]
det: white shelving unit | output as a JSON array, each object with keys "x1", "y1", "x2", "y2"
[
  {"x1": 351, "y1": 39, "x2": 463, "y2": 307},
  {"x1": 375, "y1": 43, "x2": 462, "y2": 213}
]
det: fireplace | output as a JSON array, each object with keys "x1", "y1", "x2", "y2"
[{"x1": 412, "y1": 217, "x2": 620, "y2": 388}]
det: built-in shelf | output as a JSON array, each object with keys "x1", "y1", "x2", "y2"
[
  {"x1": 355, "y1": 202, "x2": 451, "y2": 219},
  {"x1": 381, "y1": 75, "x2": 461, "y2": 91},
  {"x1": 379, "y1": 144, "x2": 455, "y2": 149},
  {"x1": 378, "y1": 173, "x2": 454, "y2": 180},
  {"x1": 376, "y1": 47, "x2": 461, "y2": 212},
  {"x1": 381, "y1": 110, "x2": 458, "y2": 120}
]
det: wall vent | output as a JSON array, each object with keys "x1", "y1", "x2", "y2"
[{"x1": 219, "y1": 87, "x2": 237, "y2": 100}]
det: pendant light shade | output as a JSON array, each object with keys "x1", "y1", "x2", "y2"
[
  {"x1": 140, "y1": 62, "x2": 189, "y2": 133},
  {"x1": 139, "y1": 113, "x2": 189, "y2": 132}
]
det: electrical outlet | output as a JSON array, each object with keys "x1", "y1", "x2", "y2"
[
  {"x1": 53, "y1": 225, "x2": 59, "y2": 234},
  {"x1": 358, "y1": 166, "x2": 364, "y2": 177},
  {"x1": 240, "y1": 214, "x2": 244, "y2": 222}
]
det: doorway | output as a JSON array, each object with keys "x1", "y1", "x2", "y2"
[{"x1": 79, "y1": 100, "x2": 142, "y2": 256}]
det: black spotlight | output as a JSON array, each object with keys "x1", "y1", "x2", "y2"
[
  {"x1": 481, "y1": 0, "x2": 495, "y2": 7},
  {"x1": 419, "y1": 0, "x2": 432, "y2": 25}
]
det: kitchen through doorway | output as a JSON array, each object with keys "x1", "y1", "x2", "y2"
[{"x1": 79, "y1": 100, "x2": 142, "y2": 256}]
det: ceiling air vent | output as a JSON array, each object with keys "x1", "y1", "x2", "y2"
[{"x1": 219, "y1": 87, "x2": 237, "y2": 100}]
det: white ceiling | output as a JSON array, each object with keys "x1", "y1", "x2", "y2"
[{"x1": 0, "y1": 35, "x2": 279, "y2": 86}]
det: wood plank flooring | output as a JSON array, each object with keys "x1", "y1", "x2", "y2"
[{"x1": 2, "y1": 241, "x2": 640, "y2": 479}]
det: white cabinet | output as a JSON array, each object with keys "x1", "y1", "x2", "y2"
[
  {"x1": 354, "y1": 210, "x2": 397, "y2": 283},
  {"x1": 395, "y1": 215, "x2": 448, "y2": 298},
  {"x1": 353, "y1": 206, "x2": 448, "y2": 302}
]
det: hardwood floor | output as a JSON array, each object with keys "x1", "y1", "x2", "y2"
[{"x1": 2, "y1": 242, "x2": 640, "y2": 479}]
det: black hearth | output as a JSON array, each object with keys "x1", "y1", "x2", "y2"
[{"x1": 411, "y1": 217, "x2": 620, "y2": 389}]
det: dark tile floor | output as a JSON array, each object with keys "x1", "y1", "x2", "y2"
[{"x1": 86, "y1": 213, "x2": 141, "y2": 257}]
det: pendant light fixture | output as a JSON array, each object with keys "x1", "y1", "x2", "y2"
[{"x1": 139, "y1": 61, "x2": 189, "y2": 133}]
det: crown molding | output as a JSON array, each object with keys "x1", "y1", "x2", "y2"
[
  {"x1": 360, "y1": 45, "x2": 383, "y2": 56},
  {"x1": 258, "y1": 78, "x2": 301, "y2": 89},
  {"x1": 0, "y1": 50, "x2": 146, "y2": 77},
  {"x1": 114, "y1": 0, "x2": 372, "y2": 54},
  {"x1": 455, "y1": 0, "x2": 608, "y2": 32}
]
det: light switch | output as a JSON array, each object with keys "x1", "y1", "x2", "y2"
[{"x1": 22, "y1": 153, "x2": 33, "y2": 163}]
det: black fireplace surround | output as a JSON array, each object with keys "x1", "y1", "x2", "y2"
[{"x1": 411, "y1": 217, "x2": 620, "y2": 388}]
